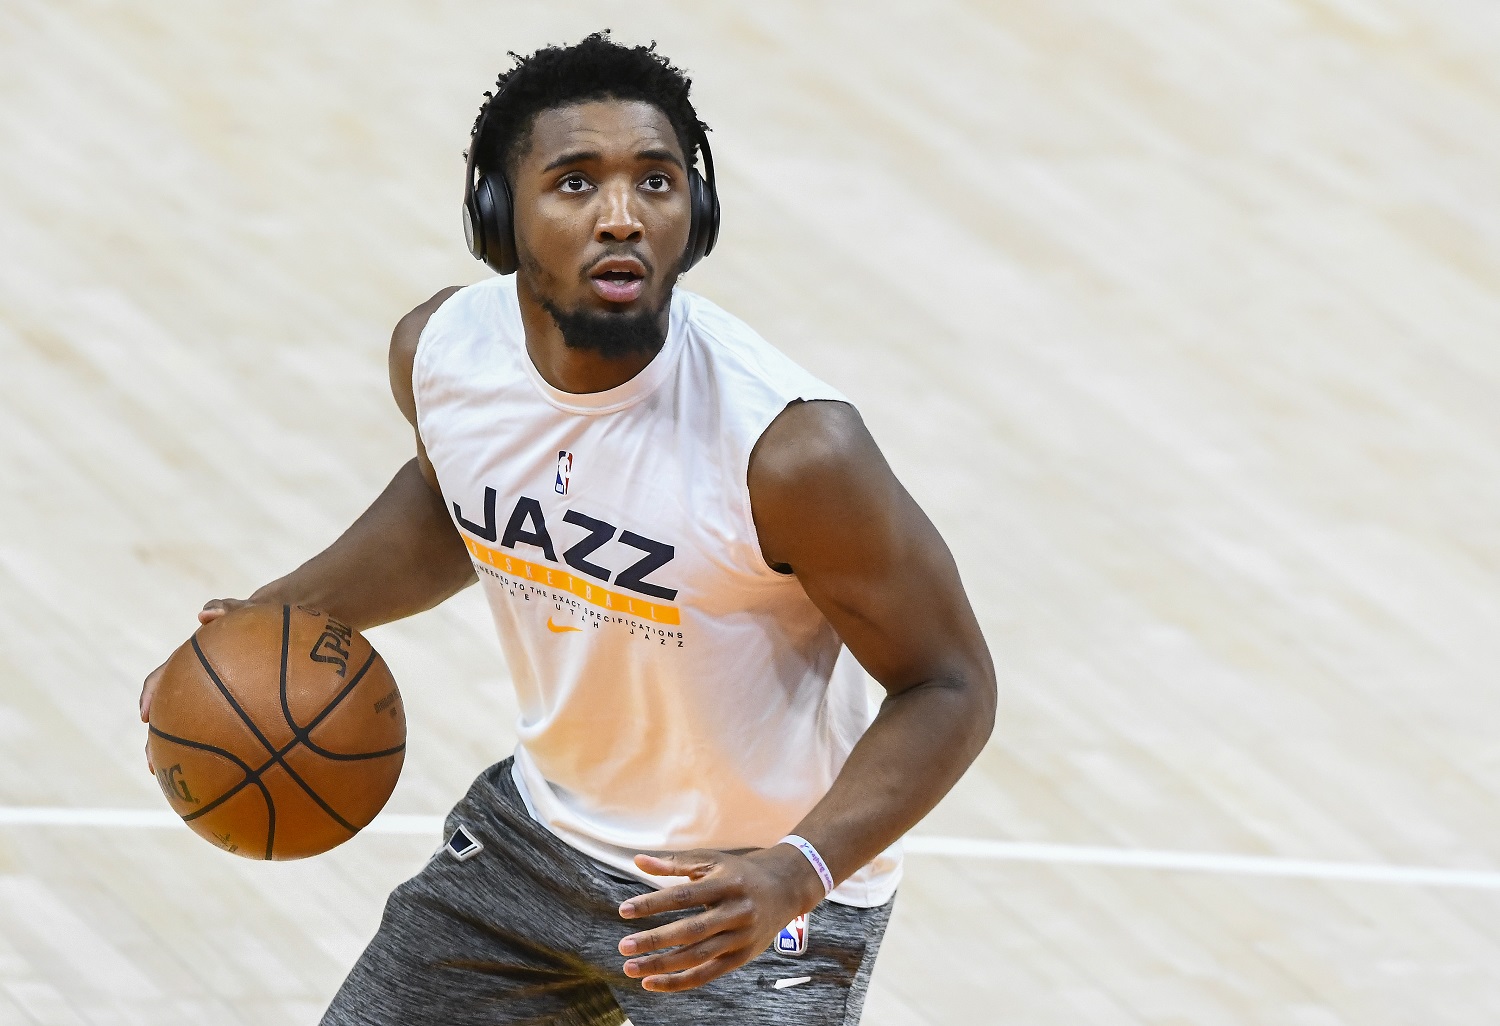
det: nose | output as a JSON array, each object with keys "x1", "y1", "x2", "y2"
[{"x1": 594, "y1": 180, "x2": 643, "y2": 244}]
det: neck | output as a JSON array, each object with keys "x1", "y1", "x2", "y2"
[{"x1": 516, "y1": 277, "x2": 669, "y2": 394}]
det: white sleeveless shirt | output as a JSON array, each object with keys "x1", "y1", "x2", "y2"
[{"x1": 413, "y1": 276, "x2": 901, "y2": 907}]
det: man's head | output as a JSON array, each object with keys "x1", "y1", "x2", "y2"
[{"x1": 471, "y1": 32, "x2": 708, "y2": 359}]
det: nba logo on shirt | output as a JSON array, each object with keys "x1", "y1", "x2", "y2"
[
  {"x1": 555, "y1": 450, "x2": 573, "y2": 495},
  {"x1": 775, "y1": 913, "x2": 809, "y2": 956}
]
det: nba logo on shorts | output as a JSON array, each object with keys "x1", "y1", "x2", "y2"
[
  {"x1": 775, "y1": 913, "x2": 809, "y2": 956},
  {"x1": 555, "y1": 450, "x2": 573, "y2": 495}
]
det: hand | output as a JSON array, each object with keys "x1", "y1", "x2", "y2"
[
  {"x1": 617, "y1": 844, "x2": 826, "y2": 992},
  {"x1": 141, "y1": 598, "x2": 250, "y2": 773}
]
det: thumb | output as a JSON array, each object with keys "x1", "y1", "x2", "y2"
[
  {"x1": 634, "y1": 850, "x2": 720, "y2": 880},
  {"x1": 198, "y1": 598, "x2": 247, "y2": 624}
]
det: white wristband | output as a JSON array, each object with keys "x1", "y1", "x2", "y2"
[{"x1": 778, "y1": 834, "x2": 834, "y2": 896}]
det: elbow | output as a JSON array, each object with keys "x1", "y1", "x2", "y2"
[
  {"x1": 965, "y1": 669, "x2": 997, "y2": 759},
  {"x1": 886, "y1": 657, "x2": 997, "y2": 765},
  {"x1": 923, "y1": 662, "x2": 996, "y2": 764}
]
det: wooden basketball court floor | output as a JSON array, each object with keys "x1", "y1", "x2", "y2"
[{"x1": 3, "y1": 1, "x2": 1500, "y2": 1022}]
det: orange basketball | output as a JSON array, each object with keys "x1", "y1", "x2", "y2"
[{"x1": 147, "y1": 604, "x2": 406, "y2": 859}]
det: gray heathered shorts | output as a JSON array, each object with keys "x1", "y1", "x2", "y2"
[{"x1": 321, "y1": 759, "x2": 893, "y2": 1025}]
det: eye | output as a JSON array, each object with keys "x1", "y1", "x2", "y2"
[
  {"x1": 559, "y1": 173, "x2": 592, "y2": 194},
  {"x1": 641, "y1": 172, "x2": 671, "y2": 193}
]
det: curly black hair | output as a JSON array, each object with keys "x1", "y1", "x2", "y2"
[{"x1": 471, "y1": 31, "x2": 707, "y2": 179}]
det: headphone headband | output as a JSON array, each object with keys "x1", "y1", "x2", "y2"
[{"x1": 461, "y1": 82, "x2": 507, "y2": 266}]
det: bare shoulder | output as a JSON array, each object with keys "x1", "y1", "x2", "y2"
[
  {"x1": 749, "y1": 399, "x2": 903, "y2": 571},
  {"x1": 749, "y1": 399, "x2": 884, "y2": 494},
  {"x1": 389, "y1": 286, "x2": 463, "y2": 426}
]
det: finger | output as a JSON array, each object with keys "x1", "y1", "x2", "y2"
[
  {"x1": 145, "y1": 739, "x2": 155, "y2": 776},
  {"x1": 620, "y1": 876, "x2": 732, "y2": 921},
  {"x1": 642, "y1": 952, "x2": 747, "y2": 993},
  {"x1": 620, "y1": 851, "x2": 723, "y2": 919},
  {"x1": 620, "y1": 902, "x2": 746, "y2": 956},
  {"x1": 624, "y1": 929, "x2": 743, "y2": 980},
  {"x1": 633, "y1": 849, "x2": 721, "y2": 879},
  {"x1": 139, "y1": 662, "x2": 165, "y2": 723},
  {"x1": 198, "y1": 599, "x2": 239, "y2": 624}
]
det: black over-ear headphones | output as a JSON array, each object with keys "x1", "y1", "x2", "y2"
[{"x1": 462, "y1": 83, "x2": 721, "y2": 276}]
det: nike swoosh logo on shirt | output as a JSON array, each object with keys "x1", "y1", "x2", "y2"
[
  {"x1": 546, "y1": 617, "x2": 582, "y2": 633},
  {"x1": 774, "y1": 976, "x2": 812, "y2": 990}
]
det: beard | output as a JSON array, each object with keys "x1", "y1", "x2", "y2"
[{"x1": 539, "y1": 298, "x2": 669, "y2": 359}]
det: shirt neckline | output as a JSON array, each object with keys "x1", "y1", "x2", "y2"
[{"x1": 517, "y1": 290, "x2": 687, "y2": 416}]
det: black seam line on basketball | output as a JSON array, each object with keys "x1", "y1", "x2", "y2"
[
  {"x1": 184, "y1": 640, "x2": 347, "y2": 831},
  {"x1": 247, "y1": 729, "x2": 366, "y2": 834},
  {"x1": 192, "y1": 635, "x2": 283, "y2": 760},
  {"x1": 149, "y1": 725, "x2": 264, "y2": 822},
  {"x1": 301, "y1": 649, "x2": 378, "y2": 737},
  {"x1": 278, "y1": 604, "x2": 299, "y2": 734},
  {"x1": 271, "y1": 756, "x2": 360, "y2": 834},
  {"x1": 275, "y1": 645, "x2": 382, "y2": 828},
  {"x1": 182, "y1": 735, "x2": 357, "y2": 838},
  {"x1": 148, "y1": 724, "x2": 258, "y2": 776},
  {"x1": 252, "y1": 774, "x2": 276, "y2": 860},
  {"x1": 187, "y1": 739, "x2": 304, "y2": 821},
  {"x1": 192, "y1": 628, "x2": 368, "y2": 837},
  {"x1": 181, "y1": 772, "x2": 257, "y2": 822},
  {"x1": 299, "y1": 739, "x2": 407, "y2": 762},
  {"x1": 182, "y1": 781, "x2": 251, "y2": 822},
  {"x1": 182, "y1": 740, "x2": 295, "y2": 823},
  {"x1": 183, "y1": 768, "x2": 275, "y2": 855},
  {"x1": 263, "y1": 603, "x2": 360, "y2": 837},
  {"x1": 160, "y1": 733, "x2": 279, "y2": 823}
]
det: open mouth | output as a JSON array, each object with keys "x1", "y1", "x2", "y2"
[{"x1": 589, "y1": 260, "x2": 647, "y2": 304}]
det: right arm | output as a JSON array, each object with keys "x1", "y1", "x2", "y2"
[{"x1": 139, "y1": 286, "x2": 472, "y2": 725}]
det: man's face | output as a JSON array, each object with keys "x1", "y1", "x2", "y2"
[{"x1": 510, "y1": 99, "x2": 693, "y2": 357}]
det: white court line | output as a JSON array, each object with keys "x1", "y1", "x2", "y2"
[
  {"x1": 901, "y1": 836, "x2": 1500, "y2": 890},
  {"x1": 2, "y1": 807, "x2": 1498, "y2": 890}
]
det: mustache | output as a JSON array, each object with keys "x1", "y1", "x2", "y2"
[{"x1": 580, "y1": 247, "x2": 655, "y2": 280}]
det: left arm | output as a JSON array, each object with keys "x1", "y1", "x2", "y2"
[{"x1": 618, "y1": 399, "x2": 997, "y2": 990}]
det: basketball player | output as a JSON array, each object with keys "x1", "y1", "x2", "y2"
[{"x1": 140, "y1": 32, "x2": 994, "y2": 1025}]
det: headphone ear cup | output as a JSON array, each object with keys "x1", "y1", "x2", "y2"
[
  {"x1": 683, "y1": 167, "x2": 720, "y2": 272},
  {"x1": 463, "y1": 190, "x2": 485, "y2": 263},
  {"x1": 473, "y1": 172, "x2": 518, "y2": 275}
]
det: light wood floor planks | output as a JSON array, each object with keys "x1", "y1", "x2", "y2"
[{"x1": 3, "y1": 1, "x2": 1500, "y2": 1022}]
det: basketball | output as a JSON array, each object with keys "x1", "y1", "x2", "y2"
[{"x1": 147, "y1": 604, "x2": 406, "y2": 860}]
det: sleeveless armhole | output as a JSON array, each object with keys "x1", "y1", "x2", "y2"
[
  {"x1": 409, "y1": 285, "x2": 468, "y2": 439},
  {"x1": 673, "y1": 292, "x2": 851, "y2": 583},
  {"x1": 737, "y1": 390, "x2": 852, "y2": 581},
  {"x1": 741, "y1": 400, "x2": 802, "y2": 579}
]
